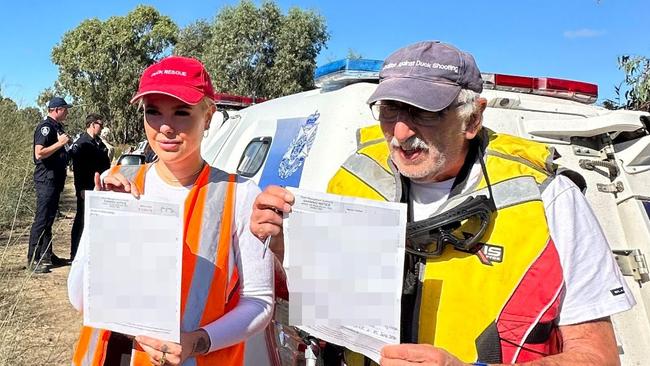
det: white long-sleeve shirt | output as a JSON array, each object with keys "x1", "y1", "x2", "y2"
[{"x1": 68, "y1": 167, "x2": 274, "y2": 353}]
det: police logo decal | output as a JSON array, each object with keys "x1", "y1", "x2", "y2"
[{"x1": 41, "y1": 126, "x2": 50, "y2": 136}]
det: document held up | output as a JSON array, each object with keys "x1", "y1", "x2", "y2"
[
  {"x1": 284, "y1": 188, "x2": 407, "y2": 362},
  {"x1": 83, "y1": 191, "x2": 184, "y2": 343}
]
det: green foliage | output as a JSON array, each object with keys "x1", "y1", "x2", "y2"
[
  {"x1": 174, "y1": 20, "x2": 213, "y2": 60},
  {"x1": 0, "y1": 94, "x2": 36, "y2": 227},
  {"x1": 51, "y1": 5, "x2": 178, "y2": 144},
  {"x1": 619, "y1": 55, "x2": 650, "y2": 111},
  {"x1": 176, "y1": 0, "x2": 329, "y2": 98},
  {"x1": 36, "y1": 88, "x2": 56, "y2": 115},
  {"x1": 265, "y1": 7, "x2": 329, "y2": 97},
  {"x1": 606, "y1": 55, "x2": 650, "y2": 111},
  {"x1": 44, "y1": 1, "x2": 328, "y2": 143}
]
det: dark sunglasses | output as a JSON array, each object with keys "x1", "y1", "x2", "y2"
[{"x1": 370, "y1": 101, "x2": 447, "y2": 126}]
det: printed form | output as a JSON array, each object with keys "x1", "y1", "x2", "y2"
[
  {"x1": 284, "y1": 188, "x2": 407, "y2": 363},
  {"x1": 83, "y1": 191, "x2": 183, "y2": 343}
]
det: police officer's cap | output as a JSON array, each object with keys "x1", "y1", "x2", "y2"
[{"x1": 47, "y1": 97, "x2": 73, "y2": 109}]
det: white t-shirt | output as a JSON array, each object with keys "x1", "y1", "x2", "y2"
[
  {"x1": 68, "y1": 166, "x2": 274, "y2": 353},
  {"x1": 409, "y1": 161, "x2": 635, "y2": 326}
]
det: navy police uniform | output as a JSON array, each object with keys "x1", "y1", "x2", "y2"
[
  {"x1": 69, "y1": 132, "x2": 111, "y2": 258},
  {"x1": 28, "y1": 116, "x2": 68, "y2": 265}
]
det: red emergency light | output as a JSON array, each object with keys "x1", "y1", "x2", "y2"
[
  {"x1": 482, "y1": 73, "x2": 598, "y2": 104},
  {"x1": 494, "y1": 74, "x2": 534, "y2": 90}
]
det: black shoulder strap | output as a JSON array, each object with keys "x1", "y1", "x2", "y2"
[{"x1": 449, "y1": 132, "x2": 487, "y2": 197}]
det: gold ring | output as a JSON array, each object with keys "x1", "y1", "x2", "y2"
[{"x1": 160, "y1": 351, "x2": 166, "y2": 366}]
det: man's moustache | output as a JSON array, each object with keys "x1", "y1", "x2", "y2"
[{"x1": 390, "y1": 136, "x2": 428, "y2": 150}]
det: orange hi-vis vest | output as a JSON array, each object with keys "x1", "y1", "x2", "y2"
[
  {"x1": 328, "y1": 126, "x2": 565, "y2": 364},
  {"x1": 72, "y1": 164, "x2": 244, "y2": 366}
]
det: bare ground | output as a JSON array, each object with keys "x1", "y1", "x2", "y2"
[{"x1": 0, "y1": 173, "x2": 81, "y2": 365}]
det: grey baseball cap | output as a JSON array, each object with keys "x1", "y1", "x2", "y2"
[{"x1": 367, "y1": 41, "x2": 483, "y2": 112}]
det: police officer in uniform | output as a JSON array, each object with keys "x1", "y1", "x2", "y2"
[
  {"x1": 28, "y1": 97, "x2": 72, "y2": 273},
  {"x1": 69, "y1": 113, "x2": 111, "y2": 260}
]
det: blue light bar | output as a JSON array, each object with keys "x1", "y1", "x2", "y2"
[{"x1": 314, "y1": 58, "x2": 383, "y2": 89}]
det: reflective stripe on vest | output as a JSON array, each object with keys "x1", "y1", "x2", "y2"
[
  {"x1": 340, "y1": 153, "x2": 395, "y2": 201},
  {"x1": 72, "y1": 327, "x2": 109, "y2": 366},
  {"x1": 182, "y1": 167, "x2": 233, "y2": 332},
  {"x1": 72, "y1": 164, "x2": 244, "y2": 366},
  {"x1": 328, "y1": 127, "x2": 564, "y2": 364},
  {"x1": 437, "y1": 175, "x2": 541, "y2": 214}
]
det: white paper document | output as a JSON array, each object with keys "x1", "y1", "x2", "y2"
[
  {"x1": 284, "y1": 188, "x2": 407, "y2": 363},
  {"x1": 83, "y1": 191, "x2": 183, "y2": 343}
]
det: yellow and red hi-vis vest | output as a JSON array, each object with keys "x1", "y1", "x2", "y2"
[
  {"x1": 328, "y1": 126, "x2": 565, "y2": 364},
  {"x1": 72, "y1": 164, "x2": 244, "y2": 366}
]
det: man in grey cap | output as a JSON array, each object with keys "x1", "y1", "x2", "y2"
[{"x1": 251, "y1": 41, "x2": 632, "y2": 365}]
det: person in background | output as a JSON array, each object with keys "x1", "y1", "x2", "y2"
[
  {"x1": 67, "y1": 56, "x2": 273, "y2": 366},
  {"x1": 99, "y1": 126, "x2": 115, "y2": 163},
  {"x1": 28, "y1": 97, "x2": 72, "y2": 274},
  {"x1": 69, "y1": 113, "x2": 111, "y2": 260},
  {"x1": 250, "y1": 41, "x2": 635, "y2": 365}
]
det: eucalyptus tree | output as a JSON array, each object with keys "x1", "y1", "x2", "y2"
[
  {"x1": 51, "y1": 5, "x2": 178, "y2": 143},
  {"x1": 619, "y1": 55, "x2": 650, "y2": 111},
  {"x1": 176, "y1": 0, "x2": 329, "y2": 99}
]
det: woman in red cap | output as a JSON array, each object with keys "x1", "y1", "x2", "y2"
[{"x1": 67, "y1": 56, "x2": 274, "y2": 366}]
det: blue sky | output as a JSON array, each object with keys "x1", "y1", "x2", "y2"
[{"x1": 1, "y1": 0, "x2": 648, "y2": 107}]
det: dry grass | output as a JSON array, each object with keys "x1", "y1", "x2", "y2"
[{"x1": 0, "y1": 174, "x2": 82, "y2": 365}]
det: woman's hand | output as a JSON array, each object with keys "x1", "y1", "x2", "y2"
[
  {"x1": 94, "y1": 172, "x2": 141, "y2": 198},
  {"x1": 135, "y1": 329, "x2": 210, "y2": 365}
]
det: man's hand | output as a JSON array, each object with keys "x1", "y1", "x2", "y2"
[
  {"x1": 380, "y1": 318, "x2": 620, "y2": 366},
  {"x1": 135, "y1": 330, "x2": 210, "y2": 366},
  {"x1": 250, "y1": 185, "x2": 294, "y2": 240},
  {"x1": 34, "y1": 133, "x2": 70, "y2": 160},
  {"x1": 250, "y1": 185, "x2": 294, "y2": 263},
  {"x1": 93, "y1": 171, "x2": 141, "y2": 198},
  {"x1": 380, "y1": 344, "x2": 467, "y2": 366},
  {"x1": 57, "y1": 132, "x2": 70, "y2": 146}
]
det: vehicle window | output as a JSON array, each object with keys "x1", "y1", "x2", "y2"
[
  {"x1": 643, "y1": 200, "x2": 650, "y2": 221},
  {"x1": 237, "y1": 137, "x2": 272, "y2": 177},
  {"x1": 118, "y1": 154, "x2": 145, "y2": 166}
]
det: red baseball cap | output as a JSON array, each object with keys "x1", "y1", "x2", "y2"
[{"x1": 130, "y1": 56, "x2": 216, "y2": 105}]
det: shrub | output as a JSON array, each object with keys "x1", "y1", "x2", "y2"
[{"x1": 0, "y1": 97, "x2": 38, "y2": 229}]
